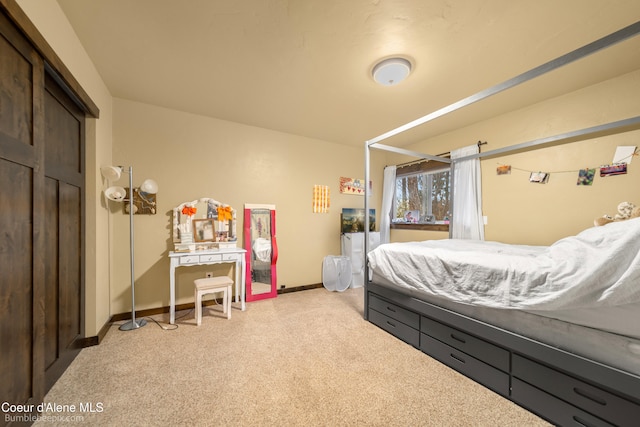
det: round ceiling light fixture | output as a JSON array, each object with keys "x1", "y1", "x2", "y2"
[{"x1": 372, "y1": 57, "x2": 412, "y2": 86}]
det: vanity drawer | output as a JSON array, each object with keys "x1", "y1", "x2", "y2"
[
  {"x1": 221, "y1": 253, "x2": 239, "y2": 262},
  {"x1": 420, "y1": 333, "x2": 509, "y2": 396},
  {"x1": 513, "y1": 354, "x2": 640, "y2": 425},
  {"x1": 369, "y1": 309, "x2": 419, "y2": 347},
  {"x1": 512, "y1": 378, "x2": 615, "y2": 427},
  {"x1": 179, "y1": 255, "x2": 200, "y2": 265},
  {"x1": 199, "y1": 254, "x2": 223, "y2": 263},
  {"x1": 369, "y1": 294, "x2": 419, "y2": 329},
  {"x1": 421, "y1": 316, "x2": 509, "y2": 372}
]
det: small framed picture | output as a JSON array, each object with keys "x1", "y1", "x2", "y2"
[
  {"x1": 404, "y1": 210, "x2": 419, "y2": 223},
  {"x1": 193, "y1": 219, "x2": 215, "y2": 242}
]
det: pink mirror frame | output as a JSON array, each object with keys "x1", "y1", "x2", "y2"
[{"x1": 244, "y1": 205, "x2": 278, "y2": 302}]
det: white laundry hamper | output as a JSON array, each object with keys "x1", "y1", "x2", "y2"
[{"x1": 322, "y1": 256, "x2": 352, "y2": 292}]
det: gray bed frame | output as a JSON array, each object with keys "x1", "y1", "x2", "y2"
[
  {"x1": 366, "y1": 282, "x2": 640, "y2": 425},
  {"x1": 363, "y1": 21, "x2": 640, "y2": 426}
]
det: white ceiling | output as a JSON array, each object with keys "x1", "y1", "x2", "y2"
[{"x1": 57, "y1": 0, "x2": 640, "y2": 147}]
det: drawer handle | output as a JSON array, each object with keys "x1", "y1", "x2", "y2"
[
  {"x1": 450, "y1": 333, "x2": 466, "y2": 344},
  {"x1": 386, "y1": 321, "x2": 396, "y2": 328},
  {"x1": 386, "y1": 306, "x2": 396, "y2": 313},
  {"x1": 573, "y1": 387, "x2": 607, "y2": 406},
  {"x1": 572, "y1": 415, "x2": 597, "y2": 427},
  {"x1": 450, "y1": 353, "x2": 466, "y2": 364}
]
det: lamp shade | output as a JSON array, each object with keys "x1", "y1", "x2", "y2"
[
  {"x1": 372, "y1": 57, "x2": 412, "y2": 86},
  {"x1": 104, "y1": 186, "x2": 127, "y2": 202},
  {"x1": 139, "y1": 179, "x2": 158, "y2": 194},
  {"x1": 100, "y1": 165, "x2": 122, "y2": 181}
]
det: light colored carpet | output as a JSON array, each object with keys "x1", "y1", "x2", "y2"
[{"x1": 35, "y1": 287, "x2": 550, "y2": 426}]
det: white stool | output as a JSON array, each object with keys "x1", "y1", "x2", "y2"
[{"x1": 194, "y1": 276, "x2": 233, "y2": 325}]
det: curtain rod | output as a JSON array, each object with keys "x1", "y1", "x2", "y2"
[{"x1": 395, "y1": 141, "x2": 487, "y2": 168}]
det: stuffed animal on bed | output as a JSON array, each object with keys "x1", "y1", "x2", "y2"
[{"x1": 594, "y1": 201, "x2": 640, "y2": 226}]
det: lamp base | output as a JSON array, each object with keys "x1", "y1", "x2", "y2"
[{"x1": 119, "y1": 318, "x2": 147, "y2": 331}]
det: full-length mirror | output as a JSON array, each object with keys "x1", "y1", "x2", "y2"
[{"x1": 244, "y1": 204, "x2": 277, "y2": 301}]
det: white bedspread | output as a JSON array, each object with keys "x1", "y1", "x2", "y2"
[{"x1": 367, "y1": 217, "x2": 640, "y2": 311}]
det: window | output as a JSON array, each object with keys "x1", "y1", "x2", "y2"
[{"x1": 392, "y1": 161, "x2": 450, "y2": 231}]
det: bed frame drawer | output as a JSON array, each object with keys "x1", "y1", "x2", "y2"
[
  {"x1": 421, "y1": 316, "x2": 509, "y2": 372},
  {"x1": 420, "y1": 333, "x2": 509, "y2": 396},
  {"x1": 513, "y1": 354, "x2": 640, "y2": 425},
  {"x1": 369, "y1": 294, "x2": 420, "y2": 329},
  {"x1": 511, "y1": 378, "x2": 615, "y2": 427},
  {"x1": 369, "y1": 309, "x2": 420, "y2": 347}
]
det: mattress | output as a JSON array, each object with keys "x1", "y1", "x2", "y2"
[
  {"x1": 368, "y1": 218, "x2": 640, "y2": 337},
  {"x1": 371, "y1": 273, "x2": 640, "y2": 377}
]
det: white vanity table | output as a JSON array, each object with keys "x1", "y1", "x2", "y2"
[
  {"x1": 168, "y1": 248, "x2": 246, "y2": 324},
  {"x1": 169, "y1": 197, "x2": 244, "y2": 324}
]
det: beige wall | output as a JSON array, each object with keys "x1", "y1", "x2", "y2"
[
  {"x1": 18, "y1": 0, "x2": 114, "y2": 336},
  {"x1": 17, "y1": 0, "x2": 640, "y2": 331},
  {"x1": 110, "y1": 99, "x2": 384, "y2": 313},
  {"x1": 390, "y1": 69, "x2": 640, "y2": 245}
]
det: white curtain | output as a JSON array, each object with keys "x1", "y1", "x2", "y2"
[
  {"x1": 380, "y1": 165, "x2": 396, "y2": 244},
  {"x1": 451, "y1": 145, "x2": 484, "y2": 240}
]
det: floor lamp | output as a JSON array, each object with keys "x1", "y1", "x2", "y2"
[{"x1": 101, "y1": 165, "x2": 158, "y2": 331}]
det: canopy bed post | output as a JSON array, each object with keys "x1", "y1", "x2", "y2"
[{"x1": 364, "y1": 141, "x2": 371, "y2": 320}]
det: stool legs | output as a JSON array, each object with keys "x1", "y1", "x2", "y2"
[
  {"x1": 194, "y1": 285, "x2": 231, "y2": 325},
  {"x1": 195, "y1": 287, "x2": 202, "y2": 326},
  {"x1": 223, "y1": 285, "x2": 230, "y2": 319}
]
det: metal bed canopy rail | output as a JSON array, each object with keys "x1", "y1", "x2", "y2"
[{"x1": 363, "y1": 115, "x2": 640, "y2": 250}]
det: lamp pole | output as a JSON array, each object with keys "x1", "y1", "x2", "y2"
[{"x1": 119, "y1": 165, "x2": 147, "y2": 331}]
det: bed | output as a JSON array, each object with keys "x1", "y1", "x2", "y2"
[
  {"x1": 365, "y1": 223, "x2": 640, "y2": 425},
  {"x1": 361, "y1": 20, "x2": 640, "y2": 427}
]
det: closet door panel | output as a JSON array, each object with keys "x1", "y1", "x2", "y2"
[
  {"x1": 44, "y1": 81, "x2": 82, "y2": 183},
  {"x1": 44, "y1": 76, "x2": 83, "y2": 185},
  {"x1": 44, "y1": 177, "x2": 59, "y2": 370},
  {"x1": 0, "y1": 18, "x2": 33, "y2": 149},
  {"x1": 58, "y1": 182, "x2": 82, "y2": 350},
  {"x1": 0, "y1": 159, "x2": 34, "y2": 406},
  {"x1": 44, "y1": 178, "x2": 82, "y2": 373}
]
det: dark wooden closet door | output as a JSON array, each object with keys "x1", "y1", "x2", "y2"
[
  {"x1": 0, "y1": 8, "x2": 46, "y2": 410},
  {"x1": 43, "y1": 73, "x2": 85, "y2": 391},
  {"x1": 1, "y1": 6, "x2": 86, "y2": 414}
]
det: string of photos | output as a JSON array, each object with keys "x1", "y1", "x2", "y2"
[{"x1": 496, "y1": 145, "x2": 637, "y2": 186}]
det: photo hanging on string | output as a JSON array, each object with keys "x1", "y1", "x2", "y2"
[
  {"x1": 577, "y1": 168, "x2": 596, "y2": 186},
  {"x1": 496, "y1": 165, "x2": 511, "y2": 175},
  {"x1": 529, "y1": 172, "x2": 549, "y2": 184}
]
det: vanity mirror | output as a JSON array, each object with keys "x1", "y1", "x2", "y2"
[
  {"x1": 172, "y1": 198, "x2": 237, "y2": 251},
  {"x1": 244, "y1": 204, "x2": 278, "y2": 301}
]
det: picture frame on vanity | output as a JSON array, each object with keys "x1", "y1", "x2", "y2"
[{"x1": 193, "y1": 219, "x2": 215, "y2": 242}]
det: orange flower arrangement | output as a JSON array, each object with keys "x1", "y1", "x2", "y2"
[
  {"x1": 217, "y1": 206, "x2": 232, "y2": 221},
  {"x1": 181, "y1": 206, "x2": 197, "y2": 216}
]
